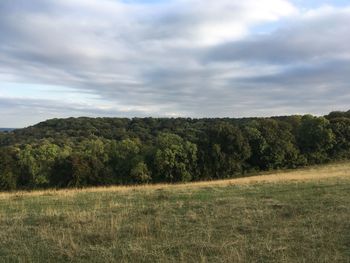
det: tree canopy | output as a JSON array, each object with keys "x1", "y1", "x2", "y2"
[{"x1": 1, "y1": 111, "x2": 350, "y2": 190}]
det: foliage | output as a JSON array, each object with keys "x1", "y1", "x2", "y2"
[
  {"x1": 154, "y1": 133, "x2": 197, "y2": 182},
  {"x1": 199, "y1": 122, "x2": 250, "y2": 179},
  {"x1": 297, "y1": 115, "x2": 334, "y2": 163},
  {"x1": 131, "y1": 162, "x2": 152, "y2": 184},
  {"x1": 1, "y1": 110, "x2": 350, "y2": 190},
  {"x1": 0, "y1": 147, "x2": 19, "y2": 190}
]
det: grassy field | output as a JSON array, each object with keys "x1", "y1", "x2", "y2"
[{"x1": 1, "y1": 163, "x2": 350, "y2": 262}]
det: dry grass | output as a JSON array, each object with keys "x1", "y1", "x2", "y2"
[
  {"x1": 1, "y1": 162, "x2": 349, "y2": 200},
  {"x1": 0, "y1": 162, "x2": 350, "y2": 262}
]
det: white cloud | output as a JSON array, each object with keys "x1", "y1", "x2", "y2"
[{"x1": 0, "y1": 0, "x2": 349, "y2": 126}]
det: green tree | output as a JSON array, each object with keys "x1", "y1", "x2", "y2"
[
  {"x1": 18, "y1": 141, "x2": 63, "y2": 188},
  {"x1": 297, "y1": 115, "x2": 335, "y2": 163},
  {"x1": 201, "y1": 123, "x2": 251, "y2": 178},
  {"x1": 110, "y1": 138, "x2": 142, "y2": 183},
  {"x1": 245, "y1": 120, "x2": 302, "y2": 170},
  {"x1": 154, "y1": 133, "x2": 197, "y2": 182},
  {"x1": 131, "y1": 162, "x2": 152, "y2": 183},
  {"x1": 329, "y1": 117, "x2": 350, "y2": 159},
  {"x1": 0, "y1": 147, "x2": 19, "y2": 190}
]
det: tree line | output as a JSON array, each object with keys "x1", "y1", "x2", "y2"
[{"x1": 1, "y1": 110, "x2": 350, "y2": 190}]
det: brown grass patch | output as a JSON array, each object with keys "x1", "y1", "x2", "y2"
[{"x1": 1, "y1": 162, "x2": 349, "y2": 199}]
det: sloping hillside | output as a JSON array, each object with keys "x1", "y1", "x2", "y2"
[{"x1": 0, "y1": 163, "x2": 349, "y2": 262}]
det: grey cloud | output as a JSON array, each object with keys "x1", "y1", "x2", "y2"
[
  {"x1": 0, "y1": 96, "x2": 150, "y2": 128},
  {"x1": 0, "y1": 1, "x2": 350, "y2": 127},
  {"x1": 222, "y1": 59, "x2": 350, "y2": 116},
  {"x1": 242, "y1": 60, "x2": 350, "y2": 86},
  {"x1": 205, "y1": 9, "x2": 350, "y2": 64}
]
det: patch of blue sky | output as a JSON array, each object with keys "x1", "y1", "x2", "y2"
[
  {"x1": 120, "y1": 0, "x2": 350, "y2": 8},
  {"x1": 251, "y1": 0, "x2": 349, "y2": 36},
  {"x1": 291, "y1": 0, "x2": 350, "y2": 9},
  {"x1": 0, "y1": 82, "x2": 100, "y2": 103},
  {"x1": 121, "y1": 0, "x2": 168, "y2": 4},
  {"x1": 251, "y1": 21, "x2": 284, "y2": 36}
]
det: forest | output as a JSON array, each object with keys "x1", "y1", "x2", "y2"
[{"x1": 1, "y1": 110, "x2": 350, "y2": 190}]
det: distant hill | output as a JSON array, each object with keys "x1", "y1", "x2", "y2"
[
  {"x1": 0, "y1": 128, "x2": 15, "y2": 132},
  {"x1": 1, "y1": 110, "x2": 350, "y2": 191}
]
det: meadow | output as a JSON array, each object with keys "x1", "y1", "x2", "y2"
[{"x1": 0, "y1": 163, "x2": 350, "y2": 262}]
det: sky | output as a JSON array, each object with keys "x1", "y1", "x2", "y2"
[{"x1": 0, "y1": 0, "x2": 349, "y2": 127}]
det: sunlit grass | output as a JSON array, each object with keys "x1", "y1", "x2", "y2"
[
  {"x1": 1, "y1": 162, "x2": 350, "y2": 200},
  {"x1": 1, "y1": 163, "x2": 350, "y2": 262}
]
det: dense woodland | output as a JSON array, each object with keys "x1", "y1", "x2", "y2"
[{"x1": 1, "y1": 110, "x2": 350, "y2": 190}]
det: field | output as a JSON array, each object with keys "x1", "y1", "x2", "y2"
[{"x1": 1, "y1": 163, "x2": 350, "y2": 262}]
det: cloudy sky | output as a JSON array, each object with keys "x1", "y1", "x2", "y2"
[{"x1": 0, "y1": 0, "x2": 349, "y2": 127}]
